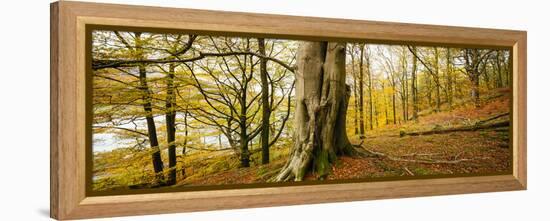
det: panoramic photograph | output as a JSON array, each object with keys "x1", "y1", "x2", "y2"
[{"x1": 90, "y1": 30, "x2": 512, "y2": 192}]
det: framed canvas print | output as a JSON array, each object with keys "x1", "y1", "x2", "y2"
[{"x1": 50, "y1": 1, "x2": 527, "y2": 220}]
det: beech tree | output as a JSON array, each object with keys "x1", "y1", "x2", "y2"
[
  {"x1": 459, "y1": 49, "x2": 494, "y2": 108},
  {"x1": 273, "y1": 42, "x2": 356, "y2": 181}
]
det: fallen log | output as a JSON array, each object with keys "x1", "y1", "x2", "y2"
[
  {"x1": 475, "y1": 112, "x2": 509, "y2": 125},
  {"x1": 351, "y1": 144, "x2": 488, "y2": 165},
  {"x1": 361, "y1": 148, "x2": 475, "y2": 164},
  {"x1": 400, "y1": 120, "x2": 509, "y2": 137},
  {"x1": 403, "y1": 167, "x2": 415, "y2": 176}
]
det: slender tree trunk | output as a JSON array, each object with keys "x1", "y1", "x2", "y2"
[
  {"x1": 392, "y1": 83, "x2": 396, "y2": 124},
  {"x1": 138, "y1": 65, "x2": 164, "y2": 184},
  {"x1": 454, "y1": 70, "x2": 460, "y2": 99},
  {"x1": 258, "y1": 38, "x2": 271, "y2": 164},
  {"x1": 482, "y1": 61, "x2": 490, "y2": 91},
  {"x1": 358, "y1": 45, "x2": 366, "y2": 138},
  {"x1": 350, "y1": 46, "x2": 360, "y2": 135},
  {"x1": 401, "y1": 80, "x2": 407, "y2": 122},
  {"x1": 403, "y1": 67, "x2": 408, "y2": 121},
  {"x1": 426, "y1": 75, "x2": 432, "y2": 107},
  {"x1": 165, "y1": 64, "x2": 177, "y2": 185},
  {"x1": 273, "y1": 42, "x2": 355, "y2": 182},
  {"x1": 411, "y1": 46, "x2": 418, "y2": 120},
  {"x1": 240, "y1": 60, "x2": 250, "y2": 168},
  {"x1": 181, "y1": 109, "x2": 188, "y2": 176},
  {"x1": 471, "y1": 72, "x2": 481, "y2": 108},
  {"x1": 400, "y1": 47, "x2": 408, "y2": 122},
  {"x1": 367, "y1": 51, "x2": 374, "y2": 130},
  {"x1": 446, "y1": 48, "x2": 454, "y2": 109},
  {"x1": 389, "y1": 75, "x2": 396, "y2": 124},
  {"x1": 382, "y1": 81, "x2": 389, "y2": 125},
  {"x1": 505, "y1": 53, "x2": 511, "y2": 87},
  {"x1": 433, "y1": 48, "x2": 441, "y2": 112},
  {"x1": 135, "y1": 32, "x2": 164, "y2": 184},
  {"x1": 495, "y1": 50, "x2": 503, "y2": 88},
  {"x1": 374, "y1": 94, "x2": 379, "y2": 127}
]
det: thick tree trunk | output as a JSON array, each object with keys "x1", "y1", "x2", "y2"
[
  {"x1": 273, "y1": 42, "x2": 355, "y2": 182},
  {"x1": 258, "y1": 38, "x2": 271, "y2": 164},
  {"x1": 165, "y1": 64, "x2": 177, "y2": 185},
  {"x1": 463, "y1": 49, "x2": 484, "y2": 109}
]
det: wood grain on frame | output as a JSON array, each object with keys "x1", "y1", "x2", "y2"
[{"x1": 50, "y1": 1, "x2": 527, "y2": 220}]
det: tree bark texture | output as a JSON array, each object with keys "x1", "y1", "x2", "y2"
[{"x1": 273, "y1": 42, "x2": 355, "y2": 182}]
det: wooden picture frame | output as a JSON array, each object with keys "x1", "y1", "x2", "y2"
[{"x1": 50, "y1": 1, "x2": 527, "y2": 220}]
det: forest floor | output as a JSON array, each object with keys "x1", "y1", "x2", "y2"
[{"x1": 175, "y1": 88, "x2": 512, "y2": 187}]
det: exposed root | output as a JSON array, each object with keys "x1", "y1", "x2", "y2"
[
  {"x1": 270, "y1": 166, "x2": 294, "y2": 182},
  {"x1": 351, "y1": 140, "x2": 377, "y2": 157},
  {"x1": 399, "y1": 153, "x2": 443, "y2": 157}
]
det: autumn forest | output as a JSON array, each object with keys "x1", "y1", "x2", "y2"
[{"x1": 91, "y1": 30, "x2": 512, "y2": 192}]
